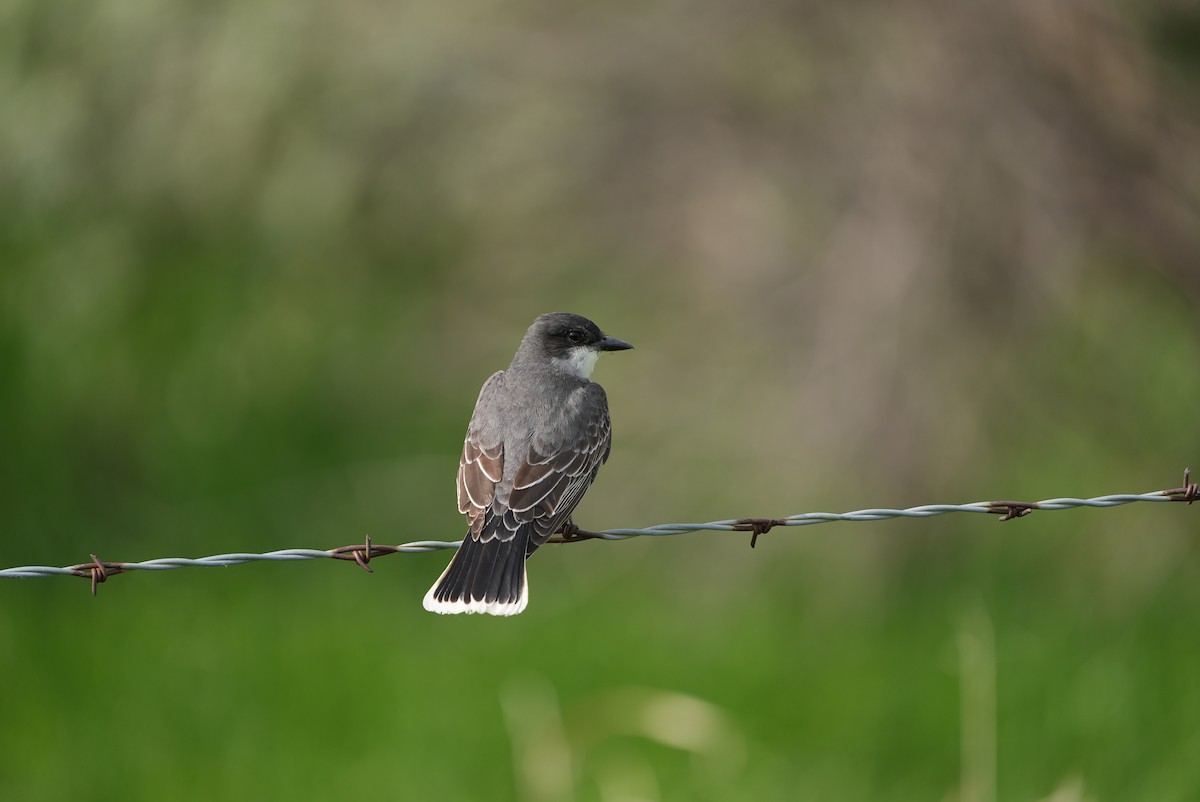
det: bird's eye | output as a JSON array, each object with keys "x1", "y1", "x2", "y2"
[{"x1": 566, "y1": 330, "x2": 584, "y2": 343}]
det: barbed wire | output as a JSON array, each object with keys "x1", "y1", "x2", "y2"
[{"x1": 2, "y1": 468, "x2": 1196, "y2": 595}]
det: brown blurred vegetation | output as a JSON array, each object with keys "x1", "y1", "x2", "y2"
[{"x1": 5, "y1": 0, "x2": 1199, "y2": 505}]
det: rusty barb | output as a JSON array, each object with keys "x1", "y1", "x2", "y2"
[
  {"x1": 1164, "y1": 467, "x2": 1200, "y2": 503},
  {"x1": 732, "y1": 519, "x2": 789, "y2": 549},
  {"x1": 329, "y1": 535, "x2": 406, "y2": 573},
  {"x1": 8, "y1": 466, "x2": 1197, "y2": 595},
  {"x1": 66, "y1": 554, "x2": 125, "y2": 596},
  {"x1": 985, "y1": 501, "x2": 1040, "y2": 521}
]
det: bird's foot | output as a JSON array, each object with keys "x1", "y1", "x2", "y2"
[{"x1": 549, "y1": 520, "x2": 602, "y2": 543}]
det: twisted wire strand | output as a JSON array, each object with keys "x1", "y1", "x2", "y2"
[{"x1": 1, "y1": 472, "x2": 1196, "y2": 591}]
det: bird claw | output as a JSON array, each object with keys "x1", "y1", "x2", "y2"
[{"x1": 548, "y1": 521, "x2": 602, "y2": 543}]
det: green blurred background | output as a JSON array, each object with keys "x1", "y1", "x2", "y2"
[{"x1": 3, "y1": 1, "x2": 1200, "y2": 800}]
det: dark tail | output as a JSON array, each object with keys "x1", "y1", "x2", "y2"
[{"x1": 422, "y1": 527, "x2": 530, "y2": 616}]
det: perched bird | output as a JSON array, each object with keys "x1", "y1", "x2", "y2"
[{"x1": 423, "y1": 312, "x2": 633, "y2": 616}]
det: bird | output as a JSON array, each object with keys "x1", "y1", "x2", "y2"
[{"x1": 422, "y1": 312, "x2": 633, "y2": 616}]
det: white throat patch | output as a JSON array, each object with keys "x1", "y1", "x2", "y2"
[{"x1": 558, "y1": 346, "x2": 599, "y2": 380}]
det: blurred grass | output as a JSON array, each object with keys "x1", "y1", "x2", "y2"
[
  {"x1": 4, "y1": 516, "x2": 1200, "y2": 801},
  {"x1": 4, "y1": 0, "x2": 1200, "y2": 799}
]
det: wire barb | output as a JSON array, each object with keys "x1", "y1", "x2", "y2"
[
  {"x1": 330, "y1": 534, "x2": 385, "y2": 573},
  {"x1": 732, "y1": 518, "x2": 788, "y2": 548},
  {"x1": 71, "y1": 553, "x2": 123, "y2": 596},
  {"x1": 2, "y1": 467, "x2": 1196, "y2": 592},
  {"x1": 89, "y1": 554, "x2": 106, "y2": 595},
  {"x1": 1164, "y1": 467, "x2": 1199, "y2": 504},
  {"x1": 985, "y1": 501, "x2": 1040, "y2": 521}
]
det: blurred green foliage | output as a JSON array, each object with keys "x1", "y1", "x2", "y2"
[{"x1": 3, "y1": 1, "x2": 1200, "y2": 800}]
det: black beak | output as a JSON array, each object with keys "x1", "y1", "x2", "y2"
[{"x1": 598, "y1": 335, "x2": 634, "y2": 352}]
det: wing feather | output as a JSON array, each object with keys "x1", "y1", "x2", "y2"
[
  {"x1": 456, "y1": 373, "x2": 506, "y2": 534},
  {"x1": 508, "y1": 388, "x2": 612, "y2": 541}
]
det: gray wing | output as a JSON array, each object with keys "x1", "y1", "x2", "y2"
[
  {"x1": 456, "y1": 371, "x2": 506, "y2": 538},
  {"x1": 506, "y1": 384, "x2": 613, "y2": 544}
]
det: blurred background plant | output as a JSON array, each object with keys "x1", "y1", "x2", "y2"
[{"x1": 2, "y1": 0, "x2": 1200, "y2": 799}]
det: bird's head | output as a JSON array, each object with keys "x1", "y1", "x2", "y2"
[{"x1": 520, "y1": 312, "x2": 633, "y2": 380}]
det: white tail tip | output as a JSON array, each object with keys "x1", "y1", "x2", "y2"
[{"x1": 421, "y1": 567, "x2": 529, "y2": 616}]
